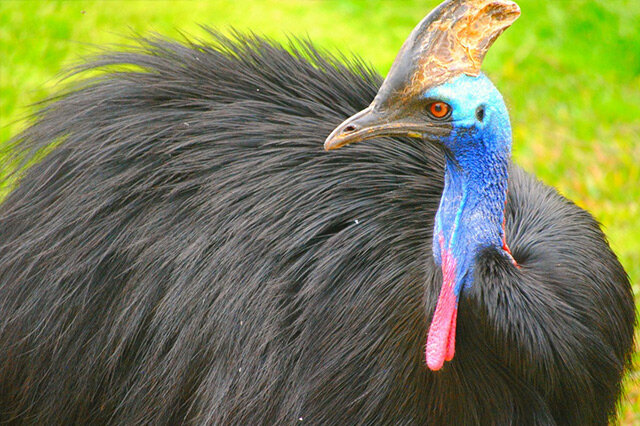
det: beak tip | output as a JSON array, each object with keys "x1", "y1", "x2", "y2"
[
  {"x1": 324, "y1": 135, "x2": 346, "y2": 151},
  {"x1": 323, "y1": 140, "x2": 334, "y2": 151}
]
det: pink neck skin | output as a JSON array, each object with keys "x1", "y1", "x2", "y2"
[{"x1": 425, "y1": 234, "x2": 458, "y2": 371}]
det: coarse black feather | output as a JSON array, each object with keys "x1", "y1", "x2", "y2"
[{"x1": 0, "y1": 30, "x2": 634, "y2": 425}]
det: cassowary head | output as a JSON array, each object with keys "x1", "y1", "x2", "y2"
[{"x1": 325, "y1": 0, "x2": 520, "y2": 371}]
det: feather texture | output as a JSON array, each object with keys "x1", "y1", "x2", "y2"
[{"x1": 0, "y1": 32, "x2": 634, "y2": 425}]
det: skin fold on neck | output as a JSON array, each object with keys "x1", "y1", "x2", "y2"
[{"x1": 425, "y1": 74, "x2": 513, "y2": 370}]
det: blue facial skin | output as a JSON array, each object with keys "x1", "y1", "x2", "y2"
[{"x1": 428, "y1": 73, "x2": 513, "y2": 297}]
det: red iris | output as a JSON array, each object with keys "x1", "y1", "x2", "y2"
[{"x1": 428, "y1": 101, "x2": 450, "y2": 119}]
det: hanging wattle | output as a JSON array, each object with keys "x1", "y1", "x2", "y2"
[
  {"x1": 426, "y1": 234, "x2": 458, "y2": 371},
  {"x1": 425, "y1": 129, "x2": 512, "y2": 371}
]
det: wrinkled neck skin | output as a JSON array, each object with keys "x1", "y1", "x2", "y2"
[
  {"x1": 433, "y1": 129, "x2": 510, "y2": 295},
  {"x1": 424, "y1": 74, "x2": 513, "y2": 371}
]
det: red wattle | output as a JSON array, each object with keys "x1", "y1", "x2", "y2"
[
  {"x1": 502, "y1": 215, "x2": 519, "y2": 268},
  {"x1": 445, "y1": 304, "x2": 457, "y2": 361},
  {"x1": 425, "y1": 244, "x2": 458, "y2": 371}
]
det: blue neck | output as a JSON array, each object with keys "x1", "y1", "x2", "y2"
[
  {"x1": 422, "y1": 73, "x2": 513, "y2": 370},
  {"x1": 433, "y1": 130, "x2": 510, "y2": 296},
  {"x1": 422, "y1": 73, "x2": 513, "y2": 297}
]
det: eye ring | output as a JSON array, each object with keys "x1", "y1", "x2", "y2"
[{"x1": 426, "y1": 101, "x2": 451, "y2": 120}]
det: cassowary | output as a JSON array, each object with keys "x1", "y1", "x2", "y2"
[{"x1": 0, "y1": 0, "x2": 634, "y2": 424}]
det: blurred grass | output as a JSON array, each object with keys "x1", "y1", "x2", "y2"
[{"x1": 0, "y1": 0, "x2": 639, "y2": 422}]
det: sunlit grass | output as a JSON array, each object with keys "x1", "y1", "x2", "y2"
[{"x1": 1, "y1": 0, "x2": 639, "y2": 422}]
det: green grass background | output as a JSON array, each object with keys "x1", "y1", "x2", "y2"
[{"x1": 1, "y1": 0, "x2": 639, "y2": 422}]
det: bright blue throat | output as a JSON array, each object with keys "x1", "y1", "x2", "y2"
[
  {"x1": 433, "y1": 139, "x2": 510, "y2": 296},
  {"x1": 427, "y1": 74, "x2": 513, "y2": 297},
  {"x1": 424, "y1": 74, "x2": 514, "y2": 370}
]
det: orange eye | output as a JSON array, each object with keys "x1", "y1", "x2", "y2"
[{"x1": 427, "y1": 101, "x2": 451, "y2": 119}]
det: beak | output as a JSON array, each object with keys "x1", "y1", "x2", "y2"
[{"x1": 324, "y1": 105, "x2": 424, "y2": 150}]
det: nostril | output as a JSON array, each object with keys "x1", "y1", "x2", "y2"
[{"x1": 343, "y1": 124, "x2": 357, "y2": 133}]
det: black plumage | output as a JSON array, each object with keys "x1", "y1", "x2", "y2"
[{"x1": 0, "y1": 32, "x2": 634, "y2": 424}]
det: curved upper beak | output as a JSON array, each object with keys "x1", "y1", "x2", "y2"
[{"x1": 324, "y1": 106, "x2": 424, "y2": 150}]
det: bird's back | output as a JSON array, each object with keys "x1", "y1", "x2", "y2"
[{"x1": 0, "y1": 33, "x2": 633, "y2": 425}]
